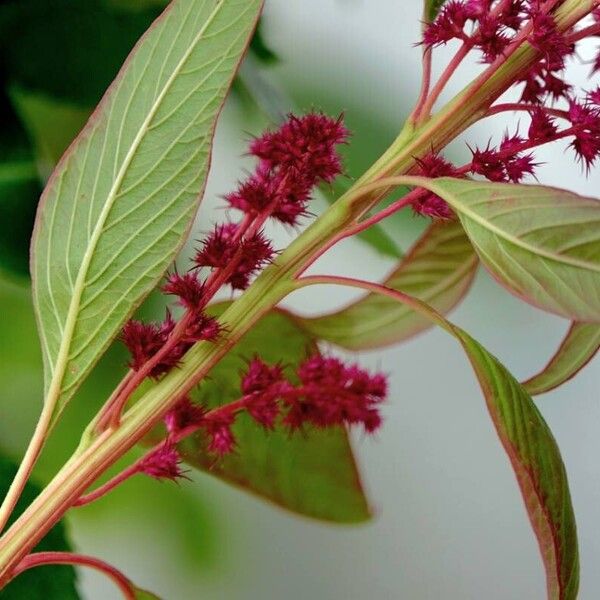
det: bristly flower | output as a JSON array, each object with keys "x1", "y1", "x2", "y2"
[
  {"x1": 241, "y1": 357, "x2": 286, "y2": 395},
  {"x1": 194, "y1": 223, "x2": 239, "y2": 270},
  {"x1": 250, "y1": 112, "x2": 349, "y2": 183},
  {"x1": 165, "y1": 397, "x2": 206, "y2": 435},
  {"x1": 528, "y1": 108, "x2": 558, "y2": 141},
  {"x1": 139, "y1": 444, "x2": 187, "y2": 481},
  {"x1": 412, "y1": 152, "x2": 460, "y2": 219},
  {"x1": 120, "y1": 317, "x2": 174, "y2": 375},
  {"x1": 285, "y1": 356, "x2": 387, "y2": 433},
  {"x1": 202, "y1": 412, "x2": 236, "y2": 456},
  {"x1": 162, "y1": 271, "x2": 206, "y2": 311}
]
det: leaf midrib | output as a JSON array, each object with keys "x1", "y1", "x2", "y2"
[
  {"x1": 434, "y1": 184, "x2": 600, "y2": 273},
  {"x1": 44, "y1": 0, "x2": 226, "y2": 405}
]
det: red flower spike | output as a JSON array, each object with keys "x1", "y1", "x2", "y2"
[
  {"x1": 165, "y1": 397, "x2": 206, "y2": 435},
  {"x1": 589, "y1": 88, "x2": 600, "y2": 107},
  {"x1": 423, "y1": 1, "x2": 470, "y2": 48},
  {"x1": 470, "y1": 144, "x2": 508, "y2": 182},
  {"x1": 139, "y1": 444, "x2": 187, "y2": 481},
  {"x1": 246, "y1": 395, "x2": 281, "y2": 429},
  {"x1": 120, "y1": 319, "x2": 167, "y2": 373},
  {"x1": 464, "y1": 0, "x2": 491, "y2": 20},
  {"x1": 528, "y1": 108, "x2": 558, "y2": 142},
  {"x1": 162, "y1": 272, "x2": 206, "y2": 311},
  {"x1": 412, "y1": 152, "x2": 459, "y2": 219},
  {"x1": 241, "y1": 358, "x2": 286, "y2": 395},
  {"x1": 227, "y1": 231, "x2": 275, "y2": 291},
  {"x1": 225, "y1": 164, "x2": 280, "y2": 215},
  {"x1": 194, "y1": 223, "x2": 239, "y2": 270},
  {"x1": 184, "y1": 312, "x2": 221, "y2": 343},
  {"x1": 285, "y1": 355, "x2": 387, "y2": 433},
  {"x1": 202, "y1": 413, "x2": 236, "y2": 456},
  {"x1": 250, "y1": 113, "x2": 349, "y2": 184},
  {"x1": 474, "y1": 16, "x2": 511, "y2": 63},
  {"x1": 505, "y1": 153, "x2": 538, "y2": 183}
]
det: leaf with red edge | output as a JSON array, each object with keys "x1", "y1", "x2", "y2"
[
  {"x1": 31, "y1": 0, "x2": 264, "y2": 419},
  {"x1": 522, "y1": 322, "x2": 600, "y2": 395},
  {"x1": 177, "y1": 303, "x2": 371, "y2": 523},
  {"x1": 300, "y1": 220, "x2": 478, "y2": 350},
  {"x1": 297, "y1": 276, "x2": 579, "y2": 598},
  {"x1": 452, "y1": 328, "x2": 579, "y2": 600},
  {"x1": 421, "y1": 178, "x2": 600, "y2": 322}
]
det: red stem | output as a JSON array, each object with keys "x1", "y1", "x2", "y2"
[
  {"x1": 411, "y1": 46, "x2": 433, "y2": 123},
  {"x1": 11, "y1": 552, "x2": 136, "y2": 600},
  {"x1": 485, "y1": 103, "x2": 570, "y2": 120},
  {"x1": 565, "y1": 21, "x2": 600, "y2": 44},
  {"x1": 73, "y1": 462, "x2": 141, "y2": 507}
]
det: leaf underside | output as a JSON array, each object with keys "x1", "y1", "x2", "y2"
[
  {"x1": 296, "y1": 279, "x2": 579, "y2": 598},
  {"x1": 426, "y1": 178, "x2": 600, "y2": 323},
  {"x1": 301, "y1": 220, "x2": 478, "y2": 349},
  {"x1": 523, "y1": 322, "x2": 600, "y2": 395},
  {"x1": 178, "y1": 304, "x2": 371, "y2": 523},
  {"x1": 454, "y1": 328, "x2": 579, "y2": 600},
  {"x1": 31, "y1": 0, "x2": 263, "y2": 415}
]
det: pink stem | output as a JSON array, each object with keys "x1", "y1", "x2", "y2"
[
  {"x1": 565, "y1": 21, "x2": 600, "y2": 44},
  {"x1": 418, "y1": 42, "x2": 472, "y2": 122},
  {"x1": 296, "y1": 188, "x2": 421, "y2": 277},
  {"x1": 485, "y1": 103, "x2": 570, "y2": 120},
  {"x1": 73, "y1": 462, "x2": 141, "y2": 507},
  {"x1": 410, "y1": 46, "x2": 433, "y2": 123},
  {"x1": 11, "y1": 552, "x2": 137, "y2": 600}
]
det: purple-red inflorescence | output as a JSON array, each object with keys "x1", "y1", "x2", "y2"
[
  {"x1": 188, "y1": 354, "x2": 388, "y2": 457},
  {"x1": 139, "y1": 444, "x2": 188, "y2": 481},
  {"x1": 414, "y1": 1, "x2": 600, "y2": 219},
  {"x1": 153, "y1": 354, "x2": 388, "y2": 459},
  {"x1": 121, "y1": 112, "x2": 348, "y2": 381}
]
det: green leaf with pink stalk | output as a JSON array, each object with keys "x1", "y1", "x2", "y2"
[
  {"x1": 294, "y1": 274, "x2": 579, "y2": 600},
  {"x1": 523, "y1": 322, "x2": 600, "y2": 395}
]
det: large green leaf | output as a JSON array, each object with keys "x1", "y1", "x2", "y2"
[
  {"x1": 523, "y1": 322, "x2": 600, "y2": 395},
  {"x1": 423, "y1": 178, "x2": 600, "y2": 322},
  {"x1": 31, "y1": 0, "x2": 263, "y2": 416},
  {"x1": 300, "y1": 220, "x2": 478, "y2": 349},
  {"x1": 297, "y1": 277, "x2": 578, "y2": 598},
  {"x1": 178, "y1": 304, "x2": 371, "y2": 523},
  {"x1": 0, "y1": 455, "x2": 79, "y2": 599}
]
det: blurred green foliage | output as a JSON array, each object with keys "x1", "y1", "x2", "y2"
[{"x1": 0, "y1": 455, "x2": 79, "y2": 599}]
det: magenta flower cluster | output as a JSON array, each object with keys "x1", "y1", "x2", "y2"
[
  {"x1": 117, "y1": 112, "x2": 387, "y2": 477},
  {"x1": 155, "y1": 356, "x2": 387, "y2": 461},
  {"x1": 413, "y1": 0, "x2": 600, "y2": 219},
  {"x1": 121, "y1": 112, "x2": 348, "y2": 376}
]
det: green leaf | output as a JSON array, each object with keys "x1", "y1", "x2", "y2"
[
  {"x1": 522, "y1": 322, "x2": 600, "y2": 395},
  {"x1": 298, "y1": 277, "x2": 578, "y2": 598},
  {"x1": 452, "y1": 328, "x2": 579, "y2": 600},
  {"x1": 300, "y1": 221, "x2": 478, "y2": 349},
  {"x1": 425, "y1": 0, "x2": 447, "y2": 21},
  {"x1": 179, "y1": 303, "x2": 371, "y2": 523},
  {"x1": 0, "y1": 455, "x2": 79, "y2": 599},
  {"x1": 423, "y1": 178, "x2": 600, "y2": 322},
  {"x1": 31, "y1": 0, "x2": 263, "y2": 417}
]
